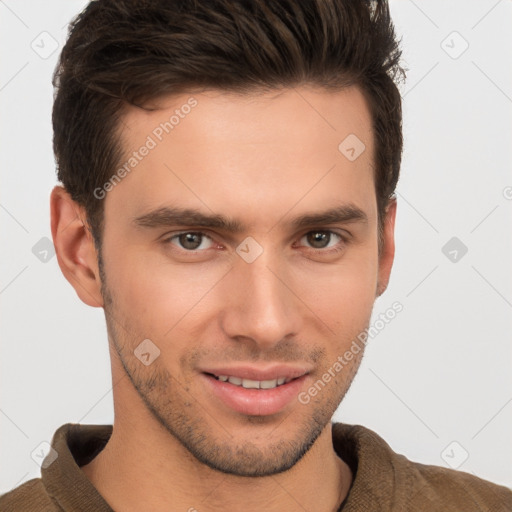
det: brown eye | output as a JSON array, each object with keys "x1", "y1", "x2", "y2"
[
  {"x1": 166, "y1": 232, "x2": 214, "y2": 251},
  {"x1": 299, "y1": 230, "x2": 343, "y2": 250}
]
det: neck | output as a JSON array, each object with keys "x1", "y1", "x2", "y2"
[{"x1": 82, "y1": 420, "x2": 351, "y2": 512}]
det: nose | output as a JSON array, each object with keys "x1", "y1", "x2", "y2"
[{"x1": 218, "y1": 247, "x2": 303, "y2": 350}]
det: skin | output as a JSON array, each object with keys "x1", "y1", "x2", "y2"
[{"x1": 51, "y1": 84, "x2": 396, "y2": 512}]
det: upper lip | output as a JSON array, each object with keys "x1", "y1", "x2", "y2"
[{"x1": 200, "y1": 364, "x2": 311, "y2": 381}]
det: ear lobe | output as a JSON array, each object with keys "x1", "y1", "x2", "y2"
[
  {"x1": 50, "y1": 185, "x2": 104, "y2": 308},
  {"x1": 376, "y1": 198, "x2": 397, "y2": 297}
]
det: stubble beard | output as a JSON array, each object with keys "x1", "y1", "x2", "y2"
[{"x1": 98, "y1": 256, "x2": 365, "y2": 477}]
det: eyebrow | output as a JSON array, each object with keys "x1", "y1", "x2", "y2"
[{"x1": 132, "y1": 203, "x2": 368, "y2": 233}]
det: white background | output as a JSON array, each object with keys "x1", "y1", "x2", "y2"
[{"x1": 1, "y1": 0, "x2": 511, "y2": 493}]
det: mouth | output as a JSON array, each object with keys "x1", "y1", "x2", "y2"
[
  {"x1": 205, "y1": 372, "x2": 297, "y2": 390},
  {"x1": 199, "y1": 365, "x2": 310, "y2": 416}
]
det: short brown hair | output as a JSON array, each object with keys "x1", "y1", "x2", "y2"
[{"x1": 53, "y1": 0, "x2": 406, "y2": 251}]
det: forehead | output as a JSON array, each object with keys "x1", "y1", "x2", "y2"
[
  {"x1": 119, "y1": 85, "x2": 374, "y2": 158},
  {"x1": 106, "y1": 85, "x2": 376, "y2": 227}
]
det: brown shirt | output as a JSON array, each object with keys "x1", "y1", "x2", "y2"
[{"x1": 1, "y1": 422, "x2": 511, "y2": 511}]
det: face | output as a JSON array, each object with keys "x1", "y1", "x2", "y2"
[{"x1": 96, "y1": 85, "x2": 394, "y2": 476}]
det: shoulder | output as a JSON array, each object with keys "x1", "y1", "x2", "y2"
[
  {"x1": 332, "y1": 422, "x2": 512, "y2": 511},
  {"x1": 0, "y1": 478, "x2": 59, "y2": 511},
  {"x1": 405, "y1": 458, "x2": 512, "y2": 510}
]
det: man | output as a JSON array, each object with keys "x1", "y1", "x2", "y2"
[{"x1": 1, "y1": 0, "x2": 511, "y2": 510}]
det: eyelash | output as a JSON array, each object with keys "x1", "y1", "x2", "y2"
[{"x1": 161, "y1": 230, "x2": 349, "y2": 256}]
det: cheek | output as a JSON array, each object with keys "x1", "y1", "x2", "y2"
[
  {"x1": 103, "y1": 245, "x2": 230, "y2": 340},
  {"x1": 291, "y1": 247, "x2": 378, "y2": 333}
]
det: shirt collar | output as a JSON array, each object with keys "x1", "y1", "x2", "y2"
[{"x1": 41, "y1": 422, "x2": 400, "y2": 511}]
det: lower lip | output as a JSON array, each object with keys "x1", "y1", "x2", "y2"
[{"x1": 201, "y1": 373, "x2": 308, "y2": 416}]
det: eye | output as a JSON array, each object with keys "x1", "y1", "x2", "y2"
[
  {"x1": 165, "y1": 231, "x2": 214, "y2": 251},
  {"x1": 297, "y1": 230, "x2": 346, "y2": 252},
  {"x1": 162, "y1": 229, "x2": 347, "y2": 256}
]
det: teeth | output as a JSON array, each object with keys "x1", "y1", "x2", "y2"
[
  {"x1": 214, "y1": 374, "x2": 291, "y2": 389},
  {"x1": 260, "y1": 379, "x2": 277, "y2": 389},
  {"x1": 242, "y1": 378, "x2": 260, "y2": 389}
]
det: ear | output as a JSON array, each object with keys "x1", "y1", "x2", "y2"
[
  {"x1": 50, "y1": 185, "x2": 104, "y2": 307},
  {"x1": 376, "y1": 197, "x2": 397, "y2": 297}
]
